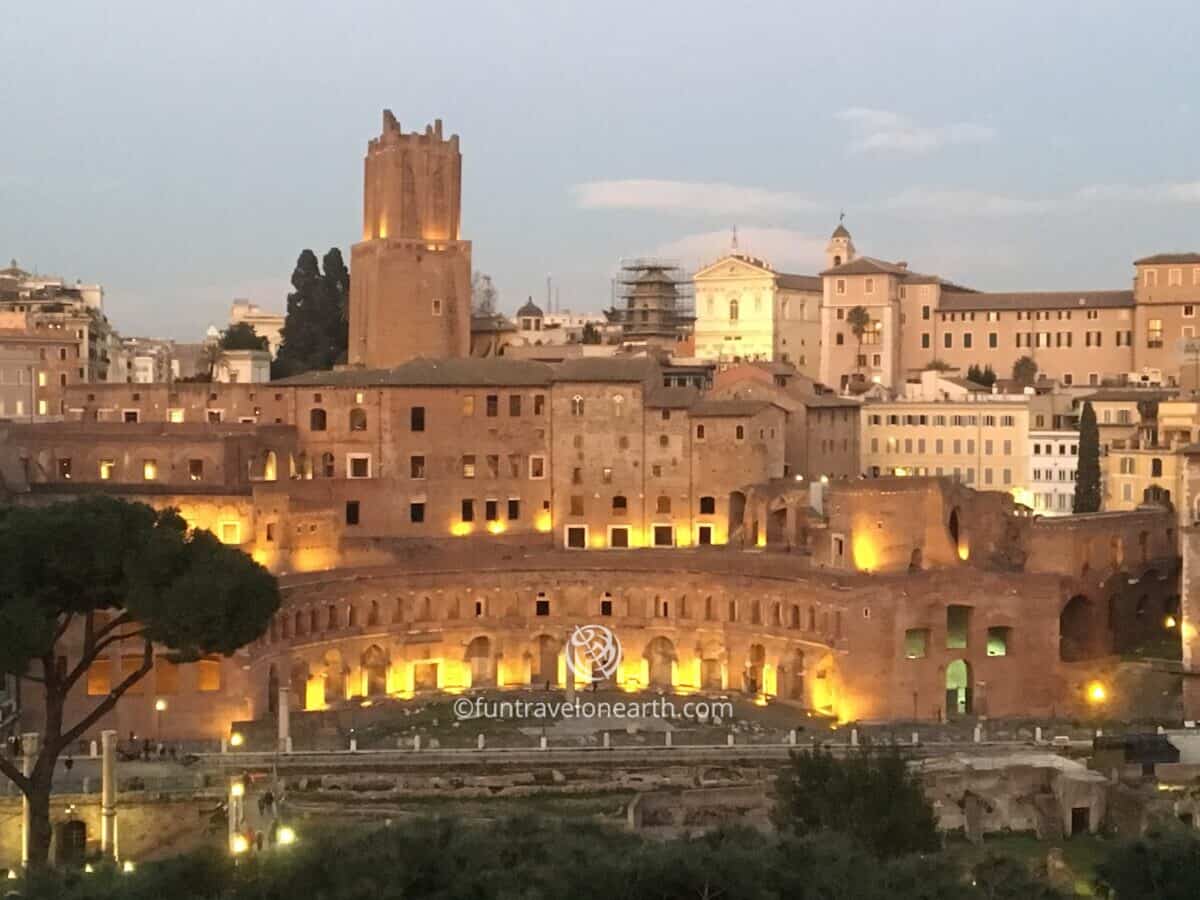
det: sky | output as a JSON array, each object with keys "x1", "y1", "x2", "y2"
[{"x1": 1, "y1": 0, "x2": 1198, "y2": 340}]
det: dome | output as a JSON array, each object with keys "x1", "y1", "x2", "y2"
[{"x1": 516, "y1": 297, "x2": 544, "y2": 318}]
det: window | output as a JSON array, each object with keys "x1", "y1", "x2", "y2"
[
  {"x1": 188, "y1": 459, "x2": 204, "y2": 481},
  {"x1": 57, "y1": 458, "x2": 72, "y2": 480},
  {"x1": 921, "y1": 333, "x2": 930, "y2": 349},
  {"x1": 410, "y1": 455, "x2": 425, "y2": 479},
  {"x1": 656, "y1": 496, "x2": 671, "y2": 514},
  {"x1": 485, "y1": 499, "x2": 499, "y2": 521},
  {"x1": 535, "y1": 595, "x2": 551, "y2": 615},
  {"x1": 168, "y1": 408, "x2": 184, "y2": 423},
  {"x1": 509, "y1": 394, "x2": 521, "y2": 416},
  {"x1": 534, "y1": 394, "x2": 545, "y2": 415},
  {"x1": 348, "y1": 455, "x2": 371, "y2": 478},
  {"x1": 566, "y1": 526, "x2": 587, "y2": 549},
  {"x1": 461, "y1": 455, "x2": 476, "y2": 478},
  {"x1": 309, "y1": 408, "x2": 326, "y2": 431},
  {"x1": 653, "y1": 525, "x2": 674, "y2": 547},
  {"x1": 836, "y1": 279, "x2": 846, "y2": 295},
  {"x1": 609, "y1": 526, "x2": 630, "y2": 549},
  {"x1": 86, "y1": 658, "x2": 111, "y2": 696},
  {"x1": 530, "y1": 456, "x2": 546, "y2": 479},
  {"x1": 612, "y1": 495, "x2": 628, "y2": 513},
  {"x1": 410, "y1": 501, "x2": 425, "y2": 523},
  {"x1": 695, "y1": 424, "x2": 706, "y2": 439},
  {"x1": 570, "y1": 495, "x2": 585, "y2": 516},
  {"x1": 99, "y1": 459, "x2": 114, "y2": 480},
  {"x1": 947, "y1": 605, "x2": 971, "y2": 649},
  {"x1": 321, "y1": 452, "x2": 335, "y2": 477},
  {"x1": 943, "y1": 333, "x2": 953, "y2": 348},
  {"x1": 122, "y1": 409, "x2": 139, "y2": 423},
  {"x1": 197, "y1": 658, "x2": 221, "y2": 692},
  {"x1": 988, "y1": 332, "x2": 997, "y2": 348},
  {"x1": 411, "y1": 406, "x2": 425, "y2": 431},
  {"x1": 461, "y1": 499, "x2": 475, "y2": 522},
  {"x1": 142, "y1": 459, "x2": 157, "y2": 481},
  {"x1": 571, "y1": 395, "x2": 584, "y2": 416},
  {"x1": 729, "y1": 299, "x2": 739, "y2": 321},
  {"x1": 431, "y1": 298, "x2": 443, "y2": 316},
  {"x1": 349, "y1": 408, "x2": 367, "y2": 431},
  {"x1": 486, "y1": 394, "x2": 498, "y2": 417},
  {"x1": 699, "y1": 495, "x2": 716, "y2": 515},
  {"x1": 219, "y1": 521, "x2": 241, "y2": 544},
  {"x1": 345, "y1": 501, "x2": 360, "y2": 525},
  {"x1": 507, "y1": 498, "x2": 520, "y2": 520},
  {"x1": 963, "y1": 333, "x2": 973, "y2": 349},
  {"x1": 864, "y1": 277, "x2": 874, "y2": 294},
  {"x1": 462, "y1": 395, "x2": 475, "y2": 416},
  {"x1": 155, "y1": 656, "x2": 179, "y2": 695},
  {"x1": 904, "y1": 628, "x2": 928, "y2": 659},
  {"x1": 987, "y1": 626, "x2": 1011, "y2": 657},
  {"x1": 1148, "y1": 319, "x2": 1163, "y2": 348}
]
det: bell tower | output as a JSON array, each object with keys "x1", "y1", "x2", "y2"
[
  {"x1": 348, "y1": 111, "x2": 472, "y2": 367},
  {"x1": 825, "y1": 218, "x2": 856, "y2": 270}
]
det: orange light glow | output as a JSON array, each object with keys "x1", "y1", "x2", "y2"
[
  {"x1": 450, "y1": 522, "x2": 473, "y2": 537},
  {"x1": 851, "y1": 535, "x2": 878, "y2": 572},
  {"x1": 956, "y1": 543, "x2": 970, "y2": 562},
  {"x1": 487, "y1": 520, "x2": 507, "y2": 535},
  {"x1": 534, "y1": 511, "x2": 552, "y2": 533}
]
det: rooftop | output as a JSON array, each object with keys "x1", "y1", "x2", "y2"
[
  {"x1": 1134, "y1": 252, "x2": 1200, "y2": 266},
  {"x1": 273, "y1": 357, "x2": 553, "y2": 388},
  {"x1": 939, "y1": 289, "x2": 1134, "y2": 312}
]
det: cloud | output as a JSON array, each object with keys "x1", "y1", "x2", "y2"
[
  {"x1": 1074, "y1": 181, "x2": 1200, "y2": 205},
  {"x1": 571, "y1": 179, "x2": 819, "y2": 215},
  {"x1": 651, "y1": 228, "x2": 827, "y2": 272},
  {"x1": 836, "y1": 107, "x2": 995, "y2": 155},
  {"x1": 881, "y1": 187, "x2": 1051, "y2": 217}
]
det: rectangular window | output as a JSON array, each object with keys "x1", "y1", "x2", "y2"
[
  {"x1": 609, "y1": 526, "x2": 630, "y2": 549},
  {"x1": 410, "y1": 455, "x2": 425, "y2": 479},
  {"x1": 534, "y1": 394, "x2": 545, "y2": 415},
  {"x1": 486, "y1": 394, "x2": 499, "y2": 417},
  {"x1": 509, "y1": 394, "x2": 522, "y2": 416},
  {"x1": 348, "y1": 455, "x2": 371, "y2": 478},
  {"x1": 987, "y1": 626, "x2": 1011, "y2": 657},
  {"x1": 963, "y1": 333, "x2": 973, "y2": 349},
  {"x1": 410, "y1": 501, "x2": 425, "y2": 523},
  {"x1": 99, "y1": 459, "x2": 115, "y2": 480},
  {"x1": 988, "y1": 332, "x2": 997, "y2": 348},
  {"x1": 142, "y1": 459, "x2": 157, "y2": 481},
  {"x1": 485, "y1": 499, "x2": 499, "y2": 521},
  {"x1": 530, "y1": 456, "x2": 546, "y2": 479},
  {"x1": 566, "y1": 526, "x2": 587, "y2": 549},
  {"x1": 904, "y1": 628, "x2": 929, "y2": 659},
  {"x1": 188, "y1": 459, "x2": 204, "y2": 481},
  {"x1": 86, "y1": 658, "x2": 111, "y2": 696},
  {"x1": 155, "y1": 656, "x2": 179, "y2": 695},
  {"x1": 507, "y1": 498, "x2": 520, "y2": 520},
  {"x1": 1148, "y1": 319, "x2": 1164, "y2": 348},
  {"x1": 461, "y1": 455, "x2": 476, "y2": 478},
  {"x1": 411, "y1": 406, "x2": 425, "y2": 431},
  {"x1": 345, "y1": 501, "x2": 360, "y2": 525},
  {"x1": 943, "y1": 333, "x2": 952, "y2": 349},
  {"x1": 947, "y1": 606, "x2": 971, "y2": 649},
  {"x1": 462, "y1": 395, "x2": 475, "y2": 416},
  {"x1": 219, "y1": 521, "x2": 241, "y2": 544},
  {"x1": 461, "y1": 499, "x2": 475, "y2": 522},
  {"x1": 569, "y1": 495, "x2": 584, "y2": 516},
  {"x1": 197, "y1": 658, "x2": 221, "y2": 692},
  {"x1": 653, "y1": 525, "x2": 674, "y2": 547}
]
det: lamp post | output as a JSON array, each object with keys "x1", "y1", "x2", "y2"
[{"x1": 154, "y1": 698, "x2": 167, "y2": 740}]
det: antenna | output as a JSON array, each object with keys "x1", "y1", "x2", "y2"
[{"x1": 731, "y1": 226, "x2": 739, "y2": 252}]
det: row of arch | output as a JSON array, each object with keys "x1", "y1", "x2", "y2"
[
  {"x1": 264, "y1": 590, "x2": 848, "y2": 647},
  {"x1": 266, "y1": 634, "x2": 814, "y2": 711},
  {"x1": 309, "y1": 407, "x2": 368, "y2": 432}
]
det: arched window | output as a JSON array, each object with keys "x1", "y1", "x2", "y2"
[
  {"x1": 571, "y1": 395, "x2": 585, "y2": 416},
  {"x1": 1151, "y1": 458, "x2": 1163, "y2": 477},
  {"x1": 310, "y1": 408, "x2": 327, "y2": 431},
  {"x1": 729, "y1": 299, "x2": 739, "y2": 322},
  {"x1": 612, "y1": 394, "x2": 624, "y2": 417},
  {"x1": 349, "y1": 408, "x2": 367, "y2": 431}
]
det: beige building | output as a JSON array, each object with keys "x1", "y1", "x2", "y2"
[
  {"x1": 693, "y1": 252, "x2": 821, "y2": 377},
  {"x1": 811, "y1": 225, "x2": 1195, "y2": 391},
  {"x1": 1102, "y1": 395, "x2": 1200, "y2": 519},
  {"x1": 861, "y1": 371, "x2": 1042, "y2": 505},
  {"x1": 230, "y1": 300, "x2": 285, "y2": 357}
]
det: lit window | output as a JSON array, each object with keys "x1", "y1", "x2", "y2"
[
  {"x1": 168, "y1": 408, "x2": 185, "y2": 423},
  {"x1": 218, "y1": 521, "x2": 241, "y2": 544},
  {"x1": 99, "y1": 459, "x2": 115, "y2": 480},
  {"x1": 142, "y1": 459, "x2": 158, "y2": 480}
]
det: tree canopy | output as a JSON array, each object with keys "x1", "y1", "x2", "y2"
[
  {"x1": 471, "y1": 271, "x2": 498, "y2": 316},
  {"x1": 218, "y1": 322, "x2": 269, "y2": 352},
  {"x1": 273, "y1": 248, "x2": 349, "y2": 378},
  {"x1": 0, "y1": 497, "x2": 280, "y2": 866},
  {"x1": 773, "y1": 746, "x2": 940, "y2": 859},
  {"x1": 1073, "y1": 400, "x2": 1102, "y2": 513},
  {"x1": 1012, "y1": 355, "x2": 1038, "y2": 385},
  {"x1": 966, "y1": 363, "x2": 997, "y2": 388}
]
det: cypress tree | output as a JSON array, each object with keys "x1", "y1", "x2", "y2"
[{"x1": 1073, "y1": 401, "x2": 1101, "y2": 513}]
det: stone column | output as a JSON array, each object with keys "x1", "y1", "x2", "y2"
[
  {"x1": 277, "y1": 684, "x2": 290, "y2": 752},
  {"x1": 100, "y1": 730, "x2": 117, "y2": 858},
  {"x1": 20, "y1": 732, "x2": 37, "y2": 867}
]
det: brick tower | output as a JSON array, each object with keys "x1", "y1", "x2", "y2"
[{"x1": 348, "y1": 111, "x2": 472, "y2": 367}]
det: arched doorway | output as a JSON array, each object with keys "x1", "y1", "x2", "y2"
[
  {"x1": 728, "y1": 491, "x2": 747, "y2": 543},
  {"x1": 948, "y1": 508, "x2": 960, "y2": 545},
  {"x1": 531, "y1": 635, "x2": 559, "y2": 687},
  {"x1": 289, "y1": 660, "x2": 309, "y2": 710},
  {"x1": 644, "y1": 637, "x2": 675, "y2": 688},
  {"x1": 466, "y1": 636, "x2": 495, "y2": 687},
  {"x1": 945, "y1": 659, "x2": 972, "y2": 717},
  {"x1": 788, "y1": 649, "x2": 806, "y2": 702},
  {"x1": 1060, "y1": 594, "x2": 1096, "y2": 661},
  {"x1": 361, "y1": 645, "x2": 388, "y2": 697},
  {"x1": 53, "y1": 820, "x2": 87, "y2": 865},
  {"x1": 745, "y1": 644, "x2": 766, "y2": 695},
  {"x1": 323, "y1": 650, "x2": 345, "y2": 704}
]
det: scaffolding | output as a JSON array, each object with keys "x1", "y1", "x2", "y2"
[{"x1": 607, "y1": 258, "x2": 694, "y2": 344}]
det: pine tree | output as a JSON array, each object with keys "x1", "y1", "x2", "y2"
[
  {"x1": 1073, "y1": 401, "x2": 1101, "y2": 513},
  {"x1": 273, "y1": 248, "x2": 349, "y2": 378}
]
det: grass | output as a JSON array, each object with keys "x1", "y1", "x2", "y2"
[{"x1": 944, "y1": 831, "x2": 1116, "y2": 896}]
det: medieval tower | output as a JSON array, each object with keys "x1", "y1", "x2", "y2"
[{"x1": 349, "y1": 111, "x2": 472, "y2": 367}]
